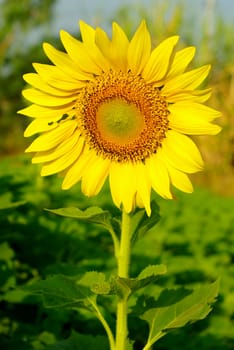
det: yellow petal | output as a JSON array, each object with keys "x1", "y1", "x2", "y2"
[
  {"x1": 162, "y1": 65, "x2": 211, "y2": 94},
  {"x1": 162, "y1": 130, "x2": 204, "y2": 173},
  {"x1": 95, "y1": 27, "x2": 110, "y2": 53},
  {"x1": 111, "y1": 22, "x2": 129, "y2": 69},
  {"x1": 22, "y1": 88, "x2": 76, "y2": 107},
  {"x1": 32, "y1": 131, "x2": 80, "y2": 163},
  {"x1": 60, "y1": 30, "x2": 102, "y2": 75},
  {"x1": 127, "y1": 20, "x2": 151, "y2": 75},
  {"x1": 62, "y1": 145, "x2": 93, "y2": 189},
  {"x1": 41, "y1": 135, "x2": 84, "y2": 176},
  {"x1": 33, "y1": 63, "x2": 85, "y2": 90},
  {"x1": 95, "y1": 24, "x2": 128, "y2": 70},
  {"x1": 146, "y1": 150, "x2": 173, "y2": 199},
  {"x1": 79, "y1": 20, "x2": 96, "y2": 44},
  {"x1": 79, "y1": 20, "x2": 110, "y2": 71},
  {"x1": 26, "y1": 119, "x2": 77, "y2": 152},
  {"x1": 169, "y1": 101, "x2": 221, "y2": 121},
  {"x1": 165, "y1": 88, "x2": 212, "y2": 103},
  {"x1": 81, "y1": 155, "x2": 110, "y2": 196},
  {"x1": 24, "y1": 118, "x2": 58, "y2": 137},
  {"x1": 134, "y1": 162, "x2": 151, "y2": 216},
  {"x1": 18, "y1": 104, "x2": 73, "y2": 119},
  {"x1": 80, "y1": 21, "x2": 129, "y2": 72},
  {"x1": 142, "y1": 36, "x2": 179, "y2": 83},
  {"x1": 165, "y1": 161, "x2": 193, "y2": 193},
  {"x1": 23, "y1": 73, "x2": 78, "y2": 96},
  {"x1": 43, "y1": 43, "x2": 92, "y2": 80},
  {"x1": 166, "y1": 46, "x2": 196, "y2": 80},
  {"x1": 134, "y1": 193, "x2": 146, "y2": 211},
  {"x1": 168, "y1": 102, "x2": 222, "y2": 135},
  {"x1": 109, "y1": 162, "x2": 136, "y2": 213}
]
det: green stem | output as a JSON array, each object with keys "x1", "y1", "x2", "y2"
[
  {"x1": 108, "y1": 227, "x2": 120, "y2": 260},
  {"x1": 142, "y1": 342, "x2": 153, "y2": 350},
  {"x1": 142, "y1": 331, "x2": 164, "y2": 350},
  {"x1": 91, "y1": 301, "x2": 116, "y2": 350},
  {"x1": 115, "y1": 210, "x2": 132, "y2": 350}
]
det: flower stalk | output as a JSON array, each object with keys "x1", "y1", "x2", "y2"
[{"x1": 115, "y1": 210, "x2": 132, "y2": 350}]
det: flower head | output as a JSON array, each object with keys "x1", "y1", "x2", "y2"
[{"x1": 19, "y1": 20, "x2": 221, "y2": 215}]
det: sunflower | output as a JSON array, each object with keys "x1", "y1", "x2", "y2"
[{"x1": 19, "y1": 20, "x2": 221, "y2": 216}]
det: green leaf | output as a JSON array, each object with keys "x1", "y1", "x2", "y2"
[
  {"x1": 111, "y1": 276, "x2": 132, "y2": 299},
  {"x1": 23, "y1": 274, "x2": 93, "y2": 308},
  {"x1": 141, "y1": 280, "x2": 219, "y2": 348},
  {"x1": 110, "y1": 265, "x2": 167, "y2": 298},
  {"x1": 38, "y1": 331, "x2": 56, "y2": 346},
  {"x1": 0, "y1": 242, "x2": 14, "y2": 261},
  {"x1": 0, "y1": 242, "x2": 15, "y2": 292},
  {"x1": 3, "y1": 289, "x2": 38, "y2": 303},
  {"x1": 0, "y1": 193, "x2": 25, "y2": 210},
  {"x1": 46, "y1": 206, "x2": 109, "y2": 226},
  {"x1": 131, "y1": 201, "x2": 160, "y2": 244},
  {"x1": 46, "y1": 206, "x2": 120, "y2": 238},
  {"x1": 79, "y1": 271, "x2": 111, "y2": 295},
  {"x1": 45, "y1": 331, "x2": 109, "y2": 350},
  {"x1": 138, "y1": 265, "x2": 167, "y2": 279},
  {"x1": 125, "y1": 264, "x2": 167, "y2": 293}
]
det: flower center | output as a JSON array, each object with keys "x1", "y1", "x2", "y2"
[
  {"x1": 76, "y1": 70, "x2": 169, "y2": 162},
  {"x1": 96, "y1": 98, "x2": 145, "y2": 145}
]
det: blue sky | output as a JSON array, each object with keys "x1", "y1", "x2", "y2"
[{"x1": 51, "y1": 0, "x2": 234, "y2": 34}]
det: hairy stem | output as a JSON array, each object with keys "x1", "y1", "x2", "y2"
[
  {"x1": 115, "y1": 210, "x2": 132, "y2": 350},
  {"x1": 91, "y1": 301, "x2": 116, "y2": 350}
]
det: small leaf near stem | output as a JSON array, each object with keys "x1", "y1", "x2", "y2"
[{"x1": 46, "y1": 206, "x2": 120, "y2": 258}]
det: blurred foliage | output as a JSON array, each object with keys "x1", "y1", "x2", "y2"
[
  {"x1": 0, "y1": 0, "x2": 57, "y2": 156},
  {"x1": 0, "y1": 0, "x2": 55, "y2": 32},
  {"x1": 0, "y1": 155, "x2": 233, "y2": 349},
  {"x1": 0, "y1": 0, "x2": 233, "y2": 194}
]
